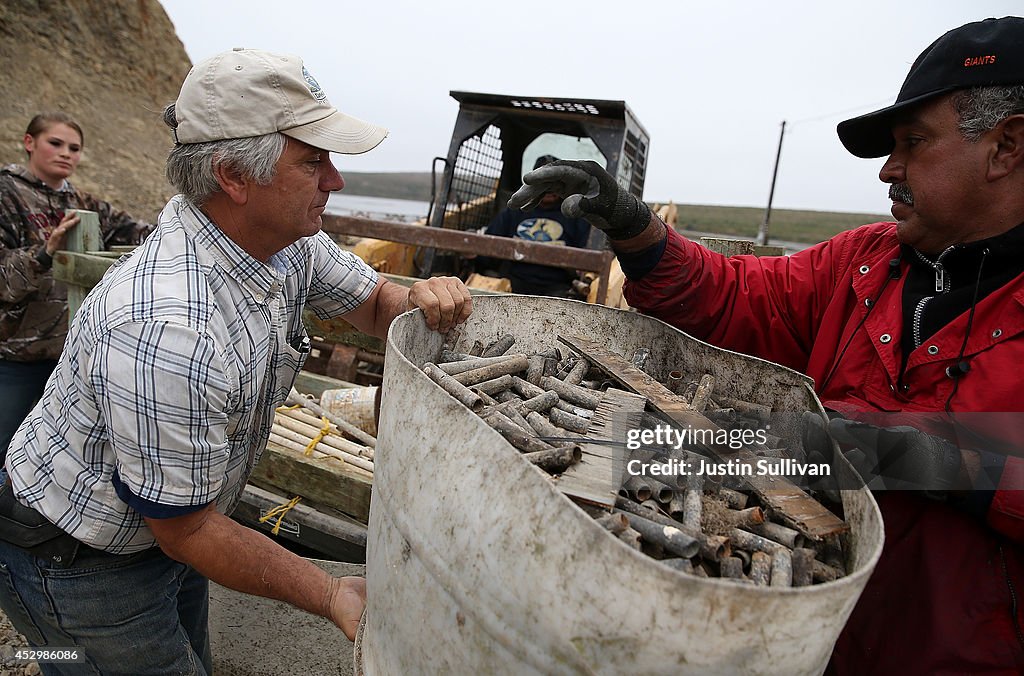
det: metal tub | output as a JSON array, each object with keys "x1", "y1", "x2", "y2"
[{"x1": 360, "y1": 296, "x2": 883, "y2": 675}]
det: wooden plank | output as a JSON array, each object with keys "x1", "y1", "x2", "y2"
[
  {"x1": 753, "y1": 245, "x2": 787, "y2": 257},
  {"x1": 558, "y1": 335, "x2": 848, "y2": 539},
  {"x1": 232, "y1": 484, "x2": 367, "y2": 562},
  {"x1": 323, "y1": 214, "x2": 615, "y2": 273},
  {"x1": 249, "y1": 439, "x2": 373, "y2": 524},
  {"x1": 52, "y1": 251, "x2": 116, "y2": 289},
  {"x1": 53, "y1": 249, "x2": 114, "y2": 322},
  {"x1": 699, "y1": 237, "x2": 785, "y2": 258},
  {"x1": 465, "y1": 273, "x2": 511, "y2": 293},
  {"x1": 379, "y1": 272, "x2": 509, "y2": 296},
  {"x1": 554, "y1": 388, "x2": 646, "y2": 508},
  {"x1": 294, "y1": 371, "x2": 360, "y2": 398},
  {"x1": 303, "y1": 310, "x2": 384, "y2": 353},
  {"x1": 66, "y1": 209, "x2": 102, "y2": 253}
]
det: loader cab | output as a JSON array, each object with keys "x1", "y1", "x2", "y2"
[{"x1": 422, "y1": 91, "x2": 650, "y2": 276}]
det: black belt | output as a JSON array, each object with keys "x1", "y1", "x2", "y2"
[{"x1": 0, "y1": 479, "x2": 85, "y2": 567}]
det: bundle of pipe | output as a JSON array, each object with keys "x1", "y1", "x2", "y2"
[
  {"x1": 422, "y1": 334, "x2": 602, "y2": 475},
  {"x1": 270, "y1": 400, "x2": 375, "y2": 476}
]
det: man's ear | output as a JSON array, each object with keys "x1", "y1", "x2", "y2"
[
  {"x1": 23, "y1": 133, "x2": 35, "y2": 156},
  {"x1": 212, "y1": 160, "x2": 249, "y2": 205},
  {"x1": 988, "y1": 114, "x2": 1024, "y2": 180}
]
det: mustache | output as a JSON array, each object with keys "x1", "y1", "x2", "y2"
[{"x1": 888, "y1": 183, "x2": 914, "y2": 206}]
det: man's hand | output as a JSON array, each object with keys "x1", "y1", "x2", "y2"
[
  {"x1": 325, "y1": 576, "x2": 366, "y2": 641},
  {"x1": 407, "y1": 276, "x2": 473, "y2": 333},
  {"x1": 826, "y1": 418, "x2": 963, "y2": 492},
  {"x1": 508, "y1": 160, "x2": 651, "y2": 241},
  {"x1": 45, "y1": 210, "x2": 80, "y2": 255}
]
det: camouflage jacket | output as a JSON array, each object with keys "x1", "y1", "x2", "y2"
[{"x1": 0, "y1": 164, "x2": 153, "y2": 361}]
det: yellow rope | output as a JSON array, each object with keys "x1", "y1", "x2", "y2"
[
  {"x1": 303, "y1": 416, "x2": 333, "y2": 456},
  {"x1": 275, "y1": 404, "x2": 302, "y2": 413},
  {"x1": 259, "y1": 495, "x2": 301, "y2": 535}
]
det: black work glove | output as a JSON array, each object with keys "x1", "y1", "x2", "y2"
[
  {"x1": 826, "y1": 418, "x2": 963, "y2": 493},
  {"x1": 799, "y1": 411, "x2": 842, "y2": 503},
  {"x1": 507, "y1": 160, "x2": 652, "y2": 240}
]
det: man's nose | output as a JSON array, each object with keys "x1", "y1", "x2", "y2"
[
  {"x1": 878, "y1": 153, "x2": 905, "y2": 184},
  {"x1": 322, "y1": 159, "x2": 345, "y2": 192}
]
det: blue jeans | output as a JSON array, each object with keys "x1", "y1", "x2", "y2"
[
  {"x1": 0, "y1": 359, "x2": 57, "y2": 466},
  {"x1": 0, "y1": 539, "x2": 212, "y2": 675}
]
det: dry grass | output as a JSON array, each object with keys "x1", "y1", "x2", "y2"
[{"x1": 667, "y1": 203, "x2": 889, "y2": 245}]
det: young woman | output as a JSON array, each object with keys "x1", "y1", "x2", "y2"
[{"x1": 0, "y1": 112, "x2": 152, "y2": 464}]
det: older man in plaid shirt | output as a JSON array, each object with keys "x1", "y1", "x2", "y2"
[{"x1": 0, "y1": 49, "x2": 472, "y2": 674}]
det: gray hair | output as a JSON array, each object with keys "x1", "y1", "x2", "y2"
[
  {"x1": 952, "y1": 85, "x2": 1024, "y2": 142},
  {"x1": 162, "y1": 103, "x2": 286, "y2": 205}
]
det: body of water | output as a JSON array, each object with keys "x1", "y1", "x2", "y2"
[{"x1": 326, "y1": 193, "x2": 430, "y2": 223}]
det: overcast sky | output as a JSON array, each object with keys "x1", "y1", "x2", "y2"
[{"x1": 160, "y1": 1, "x2": 1020, "y2": 215}]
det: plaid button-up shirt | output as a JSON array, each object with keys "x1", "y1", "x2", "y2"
[{"x1": 7, "y1": 195, "x2": 378, "y2": 553}]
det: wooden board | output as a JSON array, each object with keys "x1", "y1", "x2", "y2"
[
  {"x1": 232, "y1": 484, "x2": 367, "y2": 562},
  {"x1": 66, "y1": 209, "x2": 102, "y2": 253},
  {"x1": 293, "y1": 371, "x2": 360, "y2": 398},
  {"x1": 553, "y1": 388, "x2": 646, "y2": 508},
  {"x1": 465, "y1": 273, "x2": 511, "y2": 293},
  {"x1": 249, "y1": 439, "x2": 373, "y2": 524},
  {"x1": 586, "y1": 257, "x2": 629, "y2": 310},
  {"x1": 558, "y1": 335, "x2": 848, "y2": 539},
  {"x1": 699, "y1": 236, "x2": 785, "y2": 258}
]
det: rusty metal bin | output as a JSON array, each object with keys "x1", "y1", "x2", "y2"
[{"x1": 358, "y1": 296, "x2": 883, "y2": 675}]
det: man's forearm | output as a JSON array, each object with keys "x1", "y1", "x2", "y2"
[
  {"x1": 157, "y1": 510, "x2": 336, "y2": 620},
  {"x1": 371, "y1": 280, "x2": 412, "y2": 338},
  {"x1": 341, "y1": 276, "x2": 472, "y2": 338}
]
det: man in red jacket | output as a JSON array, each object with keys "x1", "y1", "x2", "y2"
[{"x1": 510, "y1": 16, "x2": 1024, "y2": 674}]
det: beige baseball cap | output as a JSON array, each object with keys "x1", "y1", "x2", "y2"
[{"x1": 172, "y1": 48, "x2": 388, "y2": 154}]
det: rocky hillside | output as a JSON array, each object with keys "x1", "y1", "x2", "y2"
[{"x1": 0, "y1": 0, "x2": 191, "y2": 222}]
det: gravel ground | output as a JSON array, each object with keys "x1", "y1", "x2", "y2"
[{"x1": 0, "y1": 610, "x2": 39, "y2": 675}]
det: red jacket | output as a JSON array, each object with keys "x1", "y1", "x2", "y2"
[{"x1": 624, "y1": 223, "x2": 1024, "y2": 674}]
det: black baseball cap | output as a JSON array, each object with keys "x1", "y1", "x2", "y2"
[{"x1": 838, "y1": 16, "x2": 1024, "y2": 158}]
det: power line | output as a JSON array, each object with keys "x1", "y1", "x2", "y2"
[
  {"x1": 788, "y1": 96, "x2": 895, "y2": 126},
  {"x1": 759, "y1": 95, "x2": 897, "y2": 243}
]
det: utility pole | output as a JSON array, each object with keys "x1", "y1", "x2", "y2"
[{"x1": 756, "y1": 120, "x2": 786, "y2": 246}]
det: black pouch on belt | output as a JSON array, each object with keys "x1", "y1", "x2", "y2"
[{"x1": 0, "y1": 481, "x2": 80, "y2": 567}]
